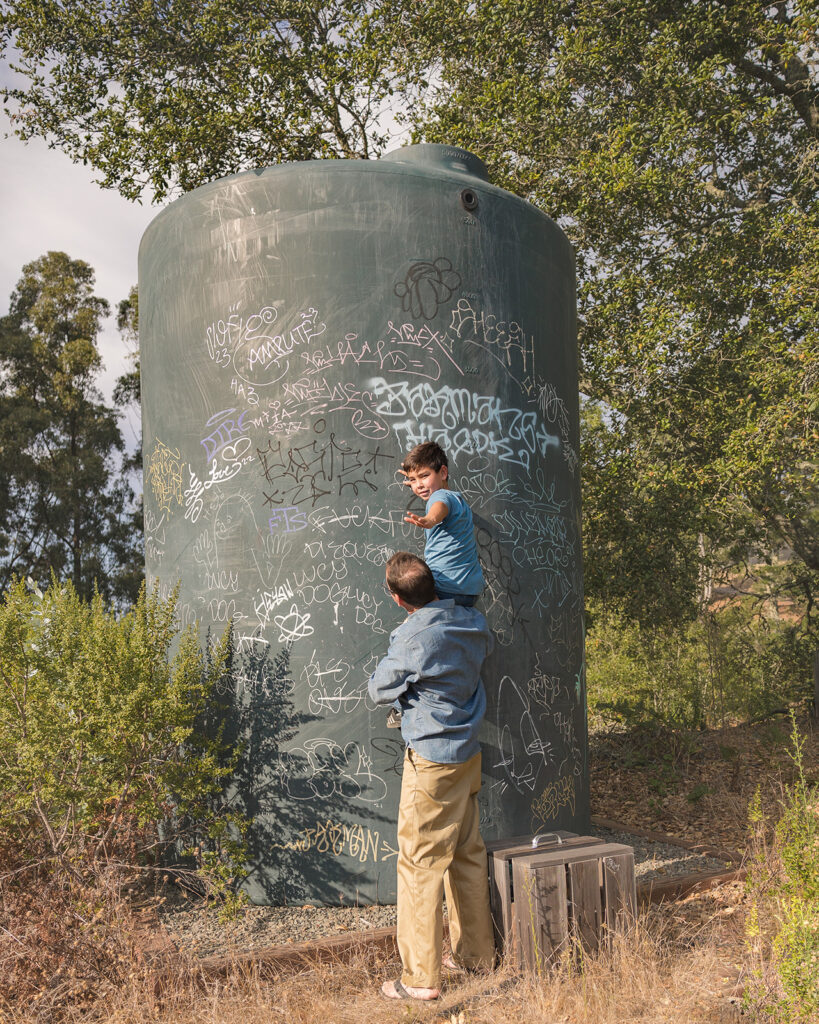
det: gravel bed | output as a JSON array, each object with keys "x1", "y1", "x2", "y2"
[{"x1": 158, "y1": 826, "x2": 736, "y2": 959}]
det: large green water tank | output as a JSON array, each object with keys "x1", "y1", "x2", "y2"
[{"x1": 140, "y1": 143, "x2": 587, "y2": 905}]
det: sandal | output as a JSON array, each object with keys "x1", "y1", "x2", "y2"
[{"x1": 380, "y1": 979, "x2": 440, "y2": 1001}]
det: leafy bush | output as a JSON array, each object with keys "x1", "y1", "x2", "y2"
[
  {"x1": 0, "y1": 577, "x2": 244, "y2": 896},
  {"x1": 586, "y1": 602, "x2": 813, "y2": 734},
  {"x1": 745, "y1": 717, "x2": 819, "y2": 1022}
]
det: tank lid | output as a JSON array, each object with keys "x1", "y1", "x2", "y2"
[{"x1": 381, "y1": 143, "x2": 490, "y2": 182}]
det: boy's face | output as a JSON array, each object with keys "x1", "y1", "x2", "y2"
[{"x1": 404, "y1": 463, "x2": 449, "y2": 501}]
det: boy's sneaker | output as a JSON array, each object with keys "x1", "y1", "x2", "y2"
[{"x1": 386, "y1": 708, "x2": 402, "y2": 729}]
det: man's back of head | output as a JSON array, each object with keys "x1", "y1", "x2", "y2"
[{"x1": 386, "y1": 551, "x2": 436, "y2": 610}]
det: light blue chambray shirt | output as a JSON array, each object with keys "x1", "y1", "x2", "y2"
[{"x1": 368, "y1": 599, "x2": 494, "y2": 764}]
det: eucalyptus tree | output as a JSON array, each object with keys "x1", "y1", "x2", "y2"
[{"x1": 0, "y1": 253, "x2": 142, "y2": 602}]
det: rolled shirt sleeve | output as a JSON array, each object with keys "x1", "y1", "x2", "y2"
[{"x1": 368, "y1": 635, "x2": 416, "y2": 706}]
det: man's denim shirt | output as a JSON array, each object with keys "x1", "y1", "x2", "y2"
[{"x1": 368, "y1": 599, "x2": 494, "y2": 764}]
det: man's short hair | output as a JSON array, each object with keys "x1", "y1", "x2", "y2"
[
  {"x1": 401, "y1": 441, "x2": 448, "y2": 475},
  {"x1": 386, "y1": 552, "x2": 436, "y2": 608}
]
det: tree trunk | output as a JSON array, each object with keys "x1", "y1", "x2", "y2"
[{"x1": 813, "y1": 648, "x2": 819, "y2": 720}]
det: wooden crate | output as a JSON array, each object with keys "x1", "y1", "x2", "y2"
[{"x1": 487, "y1": 836, "x2": 636, "y2": 970}]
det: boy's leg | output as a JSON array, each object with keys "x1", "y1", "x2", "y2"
[
  {"x1": 396, "y1": 749, "x2": 477, "y2": 989},
  {"x1": 443, "y1": 753, "x2": 495, "y2": 969}
]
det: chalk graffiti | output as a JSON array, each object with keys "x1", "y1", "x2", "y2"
[
  {"x1": 449, "y1": 298, "x2": 535, "y2": 375},
  {"x1": 268, "y1": 505, "x2": 308, "y2": 533},
  {"x1": 147, "y1": 440, "x2": 185, "y2": 515},
  {"x1": 200, "y1": 408, "x2": 252, "y2": 464},
  {"x1": 536, "y1": 381, "x2": 578, "y2": 473},
  {"x1": 495, "y1": 675, "x2": 554, "y2": 794},
  {"x1": 272, "y1": 602, "x2": 314, "y2": 643},
  {"x1": 278, "y1": 739, "x2": 388, "y2": 806},
  {"x1": 531, "y1": 774, "x2": 577, "y2": 827},
  {"x1": 302, "y1": 321, "x2": 462, "y2": 383},
  {"x1": 394, "y1": 257, "x2": 461, "y2": 319},
  {"x1": 257, "y1": 435, "x2": 394, "y2": 508},
  {"x1": 206, "y1": 303, "x2": 327, "y2": 386},
  {"x1": 527, "y1": 654, "x2": 568, "y2": 707},
  {"x1": 254, "y1": 581, "x2": 295, "y2": 628},
  {"x1": 370, "y1": 378, "x2": 559, "y2": 469},
  {"x1": 206, "y1": 569, "x2": 239, "y2": 592},
  {"x1": 278, "y1": 376, "x2": 390, "y2": 439},
  {"x1": 271, "y1": 818, "x2": 398, "y2": 863}
]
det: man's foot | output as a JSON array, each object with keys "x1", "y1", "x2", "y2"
[
  {"x1": 380, "y1": 979, "x2": 440, "y2": 1001},
  {"x1": 442, "y1": 954, "x2": 465, "y2": 972}
]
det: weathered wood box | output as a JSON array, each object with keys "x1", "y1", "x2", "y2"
[{"x1": 486, "y1": 832, "x2": 636, "y2": 970}]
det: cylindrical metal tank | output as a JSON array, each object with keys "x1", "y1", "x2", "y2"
[{"x1": 140, "y1": 143, "x2": 587, "y2": 905}]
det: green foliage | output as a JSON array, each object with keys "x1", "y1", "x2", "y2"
[
  {"x1": 0, "y1": 577, "x2": 246, "y2": 902},
  {"x1": 113, "y1": 284, "x2": 140, "y2": 411},
  {"x1": 586, "y1": 601, "x2": 814, "y2": 734},
  {"x1": 0, "y1": 253, "x2": 142, "y2": 604},
  {"x1": 1, "y1": 0, "x2": 410, "y2": 200},
  {"x1": 745, "y1": 716, "x2": 819, "y2": 1021},
  {"x1": 397, "y1": 0, "x2": 819, "y2": 622}
]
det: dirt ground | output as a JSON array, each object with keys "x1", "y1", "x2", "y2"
[
  {"x1": 3, "y1": 713, "x2": 817, "y2": 1023},
  {"x1": 590, "y1": 712, "x2": 819, "y2": 852}
]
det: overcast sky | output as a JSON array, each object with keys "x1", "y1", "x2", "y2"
[{"x1": 1, "y1": 129, "x2": 160, "y2": 448}]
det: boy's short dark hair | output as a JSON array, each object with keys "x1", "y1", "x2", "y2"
[
  {"x1": 401, "y1": 441, "x2": 448, "y2": 474},
  {"x1": 386, "y1": 552, "x2": 436, "y2": 608}
]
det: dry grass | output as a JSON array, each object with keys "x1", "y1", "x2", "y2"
[{"x1": 2, "y1": 889, "x2": 748, "y2": 1024}]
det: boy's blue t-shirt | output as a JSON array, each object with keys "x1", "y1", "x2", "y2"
[{"x1": 424, "y1": 488, "x2": 484, "y2": 597}]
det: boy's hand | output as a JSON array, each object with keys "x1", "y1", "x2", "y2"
[
  {"x1": 404, "y1": 501, "x2": 449, "y2": 530},
  {"x1": 404, "y1": 512, "x2": 433, "y2": 528},
  {"x1": 399, "y1": 469, "x2": 412, "y2": 487}
]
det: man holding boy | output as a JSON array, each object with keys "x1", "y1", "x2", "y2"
[{"x1": 369, "y1": 551, "x2": 495, "y2": 1002}]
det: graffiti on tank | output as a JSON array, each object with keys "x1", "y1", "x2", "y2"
[
  {"x1": 254, "y1": 581, "x2": 295, "y2": 628},
  {"x1": 527, "y1": 654, "x2": 570, "y2": 707},
  {"x1": 448, "y1": 298, "x2": 535, "y2": 376},
  {"x1": 144, "y1": 508, "x2": 167, "y2": 567},
  {"x1": 200, "y1": 408, "x2": 253, "y2": 464},
  {"x1": 256, "y1": 435, "x2": 395, "y2": 508},
  {"x1": 268, "y1": 505, "x2": 308, "y2": 534},
  {"x1": 531, "y1": 774, "x2": 577, "y2": 827},
  {"x1": 494, "y1": 675, "x2": 554, "y2": 795},
  {"x1": 301, "y1": 648, "x2": 376, "y2": 715},
  {"x1": 277, "y1": 377, "x2": 390, "y2": 439},
  {"x1": 276, "y1": 739, "x2": 388, "y2": 806},
  {"x1": 394, "y1": 258, "x2": 461, "y2": 320},
  {"x1": 301, "y1": 321, "x2": 463, "y2": 383},
  {"x1": 370, "y1": 378, "x2": 559, "y2": 469},
  {"x1": 536, "y1": 381, "x2": 578, "y2": 473},
  {"x1": 271, "y1": 818, "x2": 398, "y2": 863},
  {"x1": 205, "y1": 303, "x2": 326, "y2": 386},
  {"x1": 147, "y1": 440, "x2": 185, "y2": 516}
]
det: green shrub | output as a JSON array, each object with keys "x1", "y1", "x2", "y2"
[
  {"x1": 745, "y1": 716, "x2": 819, "y2": 1022},
  {"x1": 586, "y1": 602, "x2": 813, "y2": 734},
  {"x1": 0, "y1": 577, "x2": 245, "y2": 900}
]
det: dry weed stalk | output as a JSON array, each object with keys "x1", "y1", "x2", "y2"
[{"x1": 2, "y1": 896, "x2": 741, "y2": 1024}]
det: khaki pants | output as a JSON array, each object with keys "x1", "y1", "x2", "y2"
[{"x1": 396, "y1": 748, "x2": 495, "y2": 988}]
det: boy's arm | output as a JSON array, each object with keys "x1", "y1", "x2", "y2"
[{"x1": 405, "y1": 500, "x2": 449, "y2": 530}]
